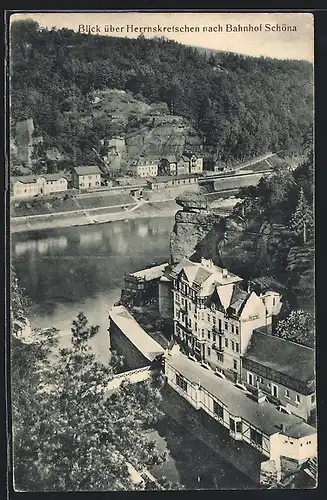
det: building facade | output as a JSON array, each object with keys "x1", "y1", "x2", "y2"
[
  {"x1": 11, "y1": 173, "x2": 69, "y2": 199},
  {"x1": 185, "y1": 154, "x2": 203, "y2": 174},
  {"x1": 130, "y1": 157, "x2": 159, "y2": 178},
  {"x1": 165, "y1": 350, "x2": 317, "y2": 477},
  {"x1": 121, "y1": 263, "x2": 169, "y2": 306},
  {"x1": 147, "y1": 174, "x2": 198, "y2": 190},
  {"x1": 169, "y1": 258, "x2": 282, "y2": 382},
  {"x1": 241, "y1": 331, "x2": 316, "y2": 422},
  {"x1": 72, "y1": 166, "x2": 102, "y2": 190},
  {"x1": 158, "y1": 155, "x2": 177, "y2": 176}
]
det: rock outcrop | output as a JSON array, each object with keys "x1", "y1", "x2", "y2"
[{"x1": 170, "y1": 193, "x2": 226, "y2": 265}]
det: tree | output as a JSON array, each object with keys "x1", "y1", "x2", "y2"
[
  {"x1": 71, "y1": 311, "x2": 99, "y2": 350},
  {"x1": 274, "y1": 309, "x2": 315, "y2": 348},
  {"x1": 11, "y1": 312, "x2": 168, "y2": 491},
  {"x1": 291, "y1": 188, "x2": 314, "y2": 244}
]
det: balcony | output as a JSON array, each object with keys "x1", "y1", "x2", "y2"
[
  {"x1": 212, "y1": 326, "x2": 224, "y2": 335},
  {"x1": 212, "y1": 342, "x2": 224, "y2": 353}
]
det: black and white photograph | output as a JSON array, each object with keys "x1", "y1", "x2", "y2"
[{"x1": 8, "y1": 10, "x2": 316, "y2": 491}]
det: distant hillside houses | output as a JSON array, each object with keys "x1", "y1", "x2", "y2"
[
  {"x1": 128, "y1": 153, "x2": 203, "y2": 178},
  {"x1": 11, "y1": 173, "x2": 70, "y2": 199}
]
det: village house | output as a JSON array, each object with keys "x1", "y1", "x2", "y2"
[
  {"x1": 158, "y1": 155, "x2": 177, "y2": 176},
  {"x1": 72, "y1": 166, "x2": 102, "y2": 190},
  {"x1": 184, "y1": 153, "x2": 204, "y2": 174},
  {"x1": 165, "y1": 349, "x2": 317, "y2": 480},
  {"x1": 146, "y1": 173, "x2": 198, "y2": 190},
  {"x1": 130, "y1": 156, "x2": 159, "y2": 178},
  {"x1": 241, "y1": 331, "x2": 316, "y2": 423},
  {"x1": 176, "y1": 155, "x2": 191, "y2": 175},
  {"x1": 168, "y1": 258, "x2": 283, "y2": 382},
  {"x1": 11, "y1": 173, "x2": 69, "y2": 199}
]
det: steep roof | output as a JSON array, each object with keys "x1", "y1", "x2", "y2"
[
  {"x1": 243, "y1": 331, "x2": 315, "y2": 385},
  {"x1": 228, "y1": 286, "x2": 251, "y2": 315},
  {"x1": 109, "y1": 305, "x2": 164, "y2": 362},
  {"x1": 73, "y1": 165, "x2": 101, "y2": 175},
  {"x1": 250, "y1": 277, "x2": 286, "y2": 294},
  {"x1": 167, "y1": 353, "x2": 316, "y2": 438}
]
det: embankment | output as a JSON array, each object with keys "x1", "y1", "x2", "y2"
[{"x1": 11, "y1": 192, "x2": 239, "y2": 234}]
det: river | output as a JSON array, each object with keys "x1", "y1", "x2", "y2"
[{"x1": 11, "y1": 216, "x2": 255, "y2": 490}]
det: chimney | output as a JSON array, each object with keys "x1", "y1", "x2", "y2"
[
  {"x1": 222, "y1": 268, "x2": 229, "y2": 278},
  {"x1": 201, "y1": 258, "x2": 213, "y2": 269},
  {"x1": 255, "y1": 388, "x2": 266, "y2": 404},
  {"x1": 281, "y1": 423, "x2": 286, "y2": 434}
]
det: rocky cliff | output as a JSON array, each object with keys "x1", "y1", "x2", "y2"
[
  {"x1": 91, "y1": 89, "x2": 202, "y2": 172},
  {"x1": 170, "y1": 193, "x2": 227, "y2": 265}
]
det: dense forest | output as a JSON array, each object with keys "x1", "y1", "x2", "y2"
[
  {"x1": 10, "y1": 19, "x2": 313, "y2": 171},
  {"x1": 226, "y1": 153, "x2": 315, "y2": 347}
]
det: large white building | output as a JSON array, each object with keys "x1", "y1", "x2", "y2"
[
  {"x1": 168, "y1": 258, "x2": 282, "y2": 383},
  {"x1": 11, "y1": 173, "x2": 69, "y2": 199}
]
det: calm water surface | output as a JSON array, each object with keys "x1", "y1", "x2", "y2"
[{"x1": 11, "y1": 216, "x2": 255, "y2": 490}]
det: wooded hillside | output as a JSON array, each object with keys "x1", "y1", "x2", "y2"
[{"x1": 10, "y1": 20, "x2": 313, "y2": 171}]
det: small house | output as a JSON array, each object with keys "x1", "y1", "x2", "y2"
[{"x1": 72, "y1": 166, "x2": 102, "y2": 190}]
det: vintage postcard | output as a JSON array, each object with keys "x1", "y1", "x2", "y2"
[{"x1": 8, "y1": 11, "x2": 316, "y2": 491}]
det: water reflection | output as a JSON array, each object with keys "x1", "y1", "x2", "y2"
[
  {"x1": 14, "y1": 236, "x2": 68, "y2": 257},
  {"x1": 79, "y1": 231, "x2": 103, "y2": 246},
  {"x1": 12, "y1": 217, "x2": 174, "y2": 321}
]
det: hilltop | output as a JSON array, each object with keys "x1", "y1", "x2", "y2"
[{"x1": 10, "y1": 20, "x2": 313, "y2": 175}]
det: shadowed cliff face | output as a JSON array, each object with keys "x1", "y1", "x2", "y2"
[{"x1": 170, "y1": 194, "x2": 228, "y2": 265}]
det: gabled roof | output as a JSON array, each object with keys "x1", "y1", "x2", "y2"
[
  {"x1": 179, "y1": 155, "x2": 190, "y2": 162},
  {"x1": 228, "y1": 286, "x2": 251, "y2": 315},
  {"x1": 73, "y1": 165, "x2": 101, "y2": 175},
  {"x1": 11, "y1": 172, "x2": 69, "y2": 184},
  {"x1": 243, "y1": 330, "x2": 315, "y2": 386}
]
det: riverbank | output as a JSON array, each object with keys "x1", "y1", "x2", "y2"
[{"x1": 11, "y1": 194, "x2": 240, "y2": 234}]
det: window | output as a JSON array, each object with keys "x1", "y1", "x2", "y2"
[
  {"x1": 273, "y1": 297, "x2": 276, "y2": 306},
  {"x1": 218, "y1": 319, "x2": 222, "y2": 331},
  {"x1": 231, "y1": 341, "x2": 235, "y2": 351},
  {"x1": 311, "y1": 394, "x2": 315, "y2": 403},
  {"x1": 224, "y1": 322, "x2": 228, "y2": 330},
  {"x1": 216, "y1": 352, "x2": 224, "y2": 363},
  {"x1": 213, "y1": 316, "x2": 216, "y2": 325},
  {"x1": 271, "y1": 384, "x2": 278, "y2": 398},
  {"x1": 207, "y1": 314, "x2": 211, "y2": 322},
  {"x1": 201, "y1": 312, "x2": 204, "y2": 320},
  {"x1": 201, "y1": 329, "x2": 205, "y2": 338},
  {"x1": 296, "y1": 394, "x2": 301, "y2": 404},
  {"x1": 207, "y1": 347, "x2": 211, "y2": 357},
  {"x1": 213, "y1": 401, "x2": 223, "y2": 419},
  {"x1": 225, "y1": 338, "x2": 228, "y2": 348},
  {"x1": 233, "y1": 360, "x2": 237, "y2": 370},
  {"x1": 235, "y1": 343, "x2": 239, "y2": 353},
  {"x1": 235, "y1": 326, "x2": 239, "y2": 335},
  {"x1": 231, "y1": 325, "x2": 234, "y2": 333},
  {"x1": 229, "y1": 418, "x2": 236, "y2": 432},
  {"x1": 176, "y1": 374, "x2": 187, "y2": 392},
  {"x1": 260, "y1": 377, "x2": 263, "y2": 384},
  {"x1": 248, "y1": 372, "x2": 254, "y2": 386},
  {"x1": 236, "y1": 421, "x2": 242, "y2": 433},
  {"x1": 250, "y1": 428, "x2": 263, "y2": 447},
  {"x1": 285, "y1": 389, "x2": 290, "y2": 399},
  {"x1": 213, "y1": 334, "x2": 216, "y2": 343},
  {"x1": 208, "y1": 331, "x2": 211, "y2": 340},
  {"x1": 195, "y1": 322, "x2": 197, "y2": 331}
]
